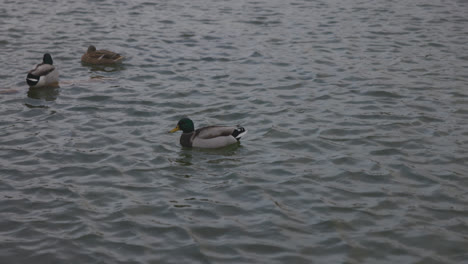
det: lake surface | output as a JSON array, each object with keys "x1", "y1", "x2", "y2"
[{"x1": 1, "y1": 0, "x2": 468, "y2": 263}]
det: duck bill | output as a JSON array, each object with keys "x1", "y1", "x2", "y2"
[{"x1": 170, "y1": 125, "x2": 180, "y2": 133}]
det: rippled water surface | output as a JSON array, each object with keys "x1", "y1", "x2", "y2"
[{"x1": 1, "y1": 0, "x2": 468, "y2": 263}]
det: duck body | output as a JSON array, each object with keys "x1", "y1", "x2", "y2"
[
  {"x1": 81, "y1": 45, "x2": 124, "y2": 65},
  {"x1": 26, "y1": 53, "x2": 59, "y2": 88},
  {"x1": 171, "y1": 118, "x2": 247, "y2": 148}
]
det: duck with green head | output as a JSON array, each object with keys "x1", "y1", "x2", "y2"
[
  {"x1": 26, "y1": 53, "x2": 59, "y2": 88},
  {"x1": 170, "y1": 117, "x2": 247, "y2": 148}
]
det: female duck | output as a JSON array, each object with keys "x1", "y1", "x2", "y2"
[
  {"x1": 81, "y1": 45, "x2": 124, "y2": 64},
  {"x1": 170, "y1": 118, "x2": 247, "y2": 148},
  {"x1": 26, "y1": 53, "x2": 59, "y2": 88}
]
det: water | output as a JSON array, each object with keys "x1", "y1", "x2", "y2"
[{"x1": 1, "y1": 0, "x2": 468, "y2": 263}]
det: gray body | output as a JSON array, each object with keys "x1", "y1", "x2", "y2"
[
  {"x1": 26, "y1": 63, "x2": 58, "y2": 88},
  {"x1": 180, "y1": 126, "x2": 245, "y2": 148}
]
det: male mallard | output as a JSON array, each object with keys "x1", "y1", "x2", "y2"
[
  {"x1": 170, "y1": 117, "x2": 247, "y2": 148},
  {"x1": 81, "y1": 45, "x2": 124, "y2": 64},
  {"x1": 26, "y1": 53, "x2": 59, "y2": 88}
]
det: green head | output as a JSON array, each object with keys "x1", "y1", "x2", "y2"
[
  {"x1": 43, "y1": 53, "x2": 53, "y2": 65},
  {"x1": 170, "y1": 117, "x2": 194, "y2": 133}
]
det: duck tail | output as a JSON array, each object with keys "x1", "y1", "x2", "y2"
[
  {"x1": 26, "y1": 72, "x2": 39, "y2": 86},
  {"x1": 232, "y1": 127, "x2": 247, "y2": 141}
]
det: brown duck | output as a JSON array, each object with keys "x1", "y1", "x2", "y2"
[{"x1": 81, "y1": 45, "x2": 124, "y2": 65}]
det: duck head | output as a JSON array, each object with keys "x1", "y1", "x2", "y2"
[
  {"x1": 87, "y1": 45, "x2": 97, "y2": 53},
  {"x1": 43, "y1": 53, "x2": 53, "y2": 65},
  {"x1": 170, "y1": 117, "x2": 195, "y2": 133}
]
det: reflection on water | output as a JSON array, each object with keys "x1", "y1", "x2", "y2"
[
  {"x1": 27, "y1": 85, "x2": 60, "y2": 101},
  {"x1": 82, "y1": 62, "x2": 127, "y2": 73},
  {"x1": 175, "y1": 151, "x2": 193, "y2": 166},
  {"x1": 174, "y1": 143, "x2": 242, "y2": 166}
]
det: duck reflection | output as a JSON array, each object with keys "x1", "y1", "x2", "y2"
[
  {"x1": 175, "y1": 150, "x2": 193, "y2": 166},
  {"x1": 82, "y1": 62, "x2": 126, "y2": 73},
  {"x1": 173, "y1": 144, "x2": 242, "y2": 167},
  {"x1": 27, "y1": 85, "x2": 60, "y2": 101}
]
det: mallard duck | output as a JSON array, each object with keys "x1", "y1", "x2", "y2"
[
  {"x1": 81, "y1": 45, "x2": 124, "y2": 64},
  {"x1": 26, "y1": 53, "x2": 59, "y2": 88},
  {"x1": 170, "y1": 117, "x2": 247, "y2": 148}
]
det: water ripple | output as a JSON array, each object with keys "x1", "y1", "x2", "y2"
[{"x1": 1, "y1": 0, "x2": 468, "y2": 263}]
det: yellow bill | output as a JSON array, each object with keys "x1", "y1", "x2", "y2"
[{"x1": 170, "y1": 125, "x2": 180, "y2": 133}]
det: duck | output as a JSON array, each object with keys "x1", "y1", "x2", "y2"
[
  {"x1": 81, "y1": 45, "x2": 124, "y2": 64},
  {"x1": 26, "y1": 53, "x2": 59, "y2": 88},
  {"x1": 170, "y1": 117, "x2": 247, "y2": 148}
]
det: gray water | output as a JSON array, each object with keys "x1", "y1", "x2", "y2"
[{"x1": 1, "y1": 0, "x2": 468, "y2": 263}]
